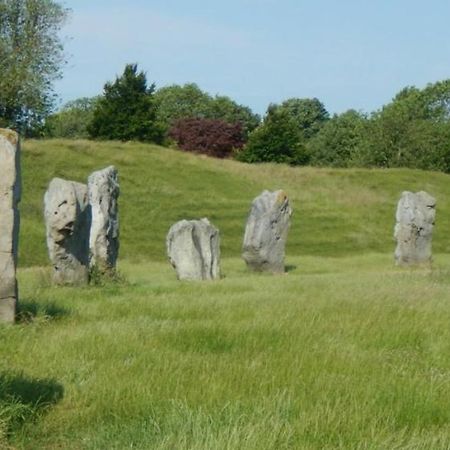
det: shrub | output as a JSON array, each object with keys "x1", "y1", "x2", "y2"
[{"x1": 168, "y1": 118, "x2": 245, "y2": 158}]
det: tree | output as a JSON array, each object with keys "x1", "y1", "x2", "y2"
[
  {"x1": 44, "y1": 97, "x2": 99, "y2": 138},
  {"x1": 237, "y1": 105, "x2": 308, "y2": 165},
  {"x1": 154, "y1": 83, "x2": 211, "y2": 130},
  {"x1": 88, "y1": 64, "x2": 163, "y2": 142},
  {"x1": 154, "y1": 83, "x2": 260, "y2": 138},
  {"x1": 205, "y1": 95, "x2": 260, "y2": 137},
  {"x1": 308, "y1": 110, "x2": 368, "y2": 167},
  {"x1": 276, "y1": 97, "x2": 329, "y2": 139},
  {"x1": 168, "y1": 118, "x2": 245, "y2": 158},
  {"x1": 360, "y1": 83, "x2": 450, "y2": 170},
  {"x1": 0, "y1": 0, "x2": 69, "y2": 134},
  {"x1": 421, "y1": 79, "x2": 450, "y2": 122}
]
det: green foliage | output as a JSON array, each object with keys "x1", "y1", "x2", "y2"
[
  {"x1": 359, "y1": 84, "x2": 450, "y2": 171},
  {"x1": 237, "y1": 105, "x2": 308, "y2": 165},
  {"x1": 276, "y1": 97, "x2": 330, "y2": 139},
  {"x1": 0, "y1": 0, "x2": 69, "y2": 134},
  {"x1": 43, "y1": 97, "x2": 99, "y2": 138},
  {"x1": 88, "y1": 64, "x2": 163, "y2": 143},
  {"x1": 154, "y1": 83, "x2": 209, "y2": 128},
  {"x1": 205, "y1": 95, "x2": 261, "y2": 137},
  {"x1": 303, "y1": 80, "x2": 450, "y2": 172},
  {"x1": 308, "y1": 110, "x2": 368, "y2": 167},
  {"x1": 420, "y1": 79, "x2": 450, "y2": 121},
  {"x1": 362, "y1": 114, "x2": 450, "y2": 171},
  {"x1": 154, "y1": 83, "x2": 260, "y2": 138},
  {"x1": 237, "y1": 98, "x2": 329, "y2": 166}
]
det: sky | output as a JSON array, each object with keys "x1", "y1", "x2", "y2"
[{"x1": 55, "y1": 0, "x2": 450, "y2": 116}]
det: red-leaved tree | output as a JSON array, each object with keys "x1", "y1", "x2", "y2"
[{"x1": 168, "y1": 118, "x2": 245, "y2": 158}]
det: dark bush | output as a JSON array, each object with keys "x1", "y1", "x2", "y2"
[{"x1": 168, "y1": 118, "x2": 245, "y2": 158}]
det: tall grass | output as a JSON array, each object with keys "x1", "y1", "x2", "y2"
[{"x1": 1, "y1": 255, "x2": 450, "y2": 449}]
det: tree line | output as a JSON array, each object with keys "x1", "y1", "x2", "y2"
[
  {"x1": 44, "y1": 65, "x2": 450, "y2": 174},
  {"x1": 2, "y1": 1, "x2": 450, "y2": 173}
]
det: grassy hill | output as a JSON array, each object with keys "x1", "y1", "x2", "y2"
[
  {"x1": 2, "y1": 139, "x2": 450, "y2": 449},
  {"x1": 20, "y1": 139, "x2": 450, "y2": 267}
]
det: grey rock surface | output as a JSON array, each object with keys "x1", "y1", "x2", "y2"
[
  {"x1": 44, "y1": 178, "x2": 90, "y2": 285},
  {"x1": 242, "y1": 190, "x2": 292, "y2": 273},
  {"x1": 394, "y1": 191, "x2": 436, "y2": 266},
  {"x1": 88, "y1": 166, "x2": 119, "y2": 275},
  {"x1": 0, "y1": 129, "x2": 21, "y2": 323},
  {"x1": 167, "y1": 218, "x2": 220, "y2": 280}
]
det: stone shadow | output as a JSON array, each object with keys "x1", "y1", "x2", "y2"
[
  {"x1": 0, "y1": 371, "x2": 64, "y2": 436},
  {"x1": 17, "y1": 300, "x2": 70, "y2": 323}
]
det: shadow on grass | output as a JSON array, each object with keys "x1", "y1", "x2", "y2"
[
  {"x1": 285, "y1": 264, "x2": 297, "y2": 273},
  {"x1": 0, "y1": 371, "x2": 64, "y2": 437},
  {"x1": 16, "y1": 300, "x2": 70, "y2": 323}
]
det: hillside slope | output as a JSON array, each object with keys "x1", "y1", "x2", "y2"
[{"x1": 21, "y1": 139, "x2": 450, "y2": 266}]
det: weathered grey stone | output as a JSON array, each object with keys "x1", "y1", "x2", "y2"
[
  {"x1": 394, "y1": 191, "x2": 436, "y2": 266},
  {"x1": 44, "y1": 178, "x2": 90, "y2": 285},
  {"x1": 0, "y1": 129, "x2": 20, "y2": 323},
  {"x1": 242, "y1": 190, "x2": 292, "y2": 273},
  {"x1": 88, "y1": 166, "x2": 119, "y2": 275},
  {"x1": 167, "y1": 218, "x2": 220, "y2": 280}
]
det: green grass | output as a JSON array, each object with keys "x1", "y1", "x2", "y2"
[
  {"x1": 2, "y1": 256, "x2": 450, "y2": 449},
  {"x1": 2, "y1": 139, "x2": 450, "y2": 448},
  {"x1": 20, "y1": 139, "x2": 450, "y2": 266}
]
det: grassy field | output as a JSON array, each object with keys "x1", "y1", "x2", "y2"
[
  {"x1": 20, "y1": 139, "x2": 450, "y2": 266},
  {"x1": 2, "y1": 139, "x2": 450, "y2": 448}
]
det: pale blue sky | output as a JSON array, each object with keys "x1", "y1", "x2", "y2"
[{"x1": 56, "y1": 0, "x2": 450, "y2": 115}]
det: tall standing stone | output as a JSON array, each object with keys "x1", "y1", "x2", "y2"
[
  {"x1": 394, "y1": 191, "x2": 436, "y2": 266},
  {"x1": 167, "y1": 218, "x2": 220, "y2": 280},
  {"x1": 242, "y1": 190, "x2": 292, "y2": 273},
  {"x1": 0, "y1": 129, "x2": 21, "y2": 323},
  {"x1": 44, "y1": 178, "x2": 90, "y2": 285},
  {"x1": 87, "y1": 166, "x2": 119, "y2": 275}
]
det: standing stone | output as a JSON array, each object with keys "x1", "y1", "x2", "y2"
[
  {"x1": 242, "y1": 190, "x2": 292, "y2": 273},
  {"x1": 88, "y1": 166, "x2": 119, "y2": 275},
  {"x1": 167, "y1": 218, "x2": 220, "y2": 280},
  {"x1": 394, "y1": 191, "x2": 436, "y2": 266},
  {"x1": 0, "y1": 129, "x2": 21, "y2": 323},
  {"x1": 44, "y1": 178, "x2": 90, "y2": 285}
]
